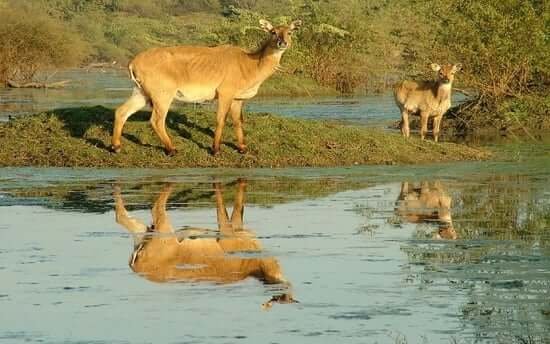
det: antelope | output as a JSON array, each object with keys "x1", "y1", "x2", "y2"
[
  {"x1": 394, "y1": 63, "x2": 462, "y2": 142},
  {"x1": 111, "y1": 19, "x2": 302, "y2": 156},
  {"x1": 113, "y1": 180, "x2": 296, "y2": 307},
  {"x1": 395, "y1": 181, "x2": 457, "y2": 240}
]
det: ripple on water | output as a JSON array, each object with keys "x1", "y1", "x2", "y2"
[
  {"x1": 1, "y1": 164, "x2": 549, "y2": 343},
  {"x1": 329, "y1": 310, "x2": 371, "y2": 320}
]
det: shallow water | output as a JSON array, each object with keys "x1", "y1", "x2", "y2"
[
  {"x1": 0, "y1": 69, "x2": 403, "y2": 127},
  {"x1": 1, "y1": 146, "x2": 549, "y2": 343}
]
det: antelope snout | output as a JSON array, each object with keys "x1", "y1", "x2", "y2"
[{"x1": 277, "y1": 40, "x2": 288, "y2": 49}]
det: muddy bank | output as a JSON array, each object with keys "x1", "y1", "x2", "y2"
[
  {"x1": 438, "y1": 96, "x2": 549, "y2": 140},
  {"x1": 0, "y1": 106, "x2": 490, "y2": 168}
]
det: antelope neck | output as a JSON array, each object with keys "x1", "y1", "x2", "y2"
[{"x1": 437, "y1": 81, "x2": 452, "y2": 101}]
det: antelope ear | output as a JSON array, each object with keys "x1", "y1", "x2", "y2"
[
  {"x1": 453, "y1": 63, "x2": 463, "y2": 72},
  {"x1": 290, "y1": 20, "x2": 302, "y2": 31},
  {"x1": 430, "y1": 63, "x2": 441, "y2": 72},
  {"x1": 259, "y1": 19, "x2": 274, "y2": 32}
]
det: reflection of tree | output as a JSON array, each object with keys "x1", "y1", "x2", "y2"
[
  {"x1": 3, "y1": 177, "x2": 368, "y2": 213},
  {"x1": 114, "y1": 179, "x2": 297, "y2": 308},
  {"x1": 402, "y1": 176, "x2": 550, "y2": 343}
]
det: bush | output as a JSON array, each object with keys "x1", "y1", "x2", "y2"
[
  {"x1": 170, "y1": 0, "x2": 222, "y2": 14},
  {"x1": 425, "y1": 0, "x2": 550, "y2": 131},
  {"x1": 431, "y1": 0, "x2": 549, "y2": 100},
  {"x1": 0, "y1": 7, "x2": 90, "y2": 84}
]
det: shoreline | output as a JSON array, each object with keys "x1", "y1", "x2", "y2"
[{"x1": 0, "y1": 106, "x2": 491, "y2": 168}]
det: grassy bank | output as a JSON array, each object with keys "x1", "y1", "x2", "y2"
[
  {"x1": 0, "y1": 106, "x2": 490, "y2": 168},
  {"x1": 444, "y1": 95, "x2": 550, "y2": 138}
]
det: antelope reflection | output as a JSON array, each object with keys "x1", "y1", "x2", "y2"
[
  {"x1": 113, "y1": 180, "x2": 295, "y2": 307},
  {"x1": 395, "y1": 181, "x2": 457, "y2": 240}
]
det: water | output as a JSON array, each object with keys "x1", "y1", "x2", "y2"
[{"x1": 1, "y1": 146, "x2": 549, "y2": 343}]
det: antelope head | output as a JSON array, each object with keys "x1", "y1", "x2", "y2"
[
  {"x1": 261, "y1": 293, "x2": 299, "y2": 310},
  {"x1": 259, "y1": 19, "x2": 302, "y2": 51},
  {"x1": 431, "y1": 63, "x2": 462, "y2": 85},
  {"x1": 434, "y1": 222, "x2": 458, "y2": 240}
]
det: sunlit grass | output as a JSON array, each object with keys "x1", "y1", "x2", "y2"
[{"x1": 0, "y1": 106, "x2": 490, "y2": 168}]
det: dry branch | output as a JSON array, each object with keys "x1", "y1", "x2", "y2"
[
  {"x1": 7, "y1": 79, "x2": 70, "y2": 89},
  {"x1": 84, "y1": 61, "x2": 118, "y2": 72}
]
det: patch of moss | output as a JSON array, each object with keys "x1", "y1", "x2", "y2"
[{"x1": 0, "y1": 106, "x2": 490, "y2": 168}]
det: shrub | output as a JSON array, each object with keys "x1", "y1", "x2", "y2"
[
  {"x1": 431, "y1": 0, "x2": 549, "y2": 100},
  {"x1": 426, "y1": 0, "x2": 550, "y2": 130},
  {"x1": 0, "y1": 7, "x2": 90, "y2": 84}
]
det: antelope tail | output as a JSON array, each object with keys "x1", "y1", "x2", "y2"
[{"x1": 129, "y1": 63, "x2": 142, "y2": 89}]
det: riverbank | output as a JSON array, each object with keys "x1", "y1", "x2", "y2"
[
  {"x1": 389, "y1": 94, "x2": 550, "y2": 143},
  {"x1": 0, "y1": 106, "x2": 490, "y2": 168}
]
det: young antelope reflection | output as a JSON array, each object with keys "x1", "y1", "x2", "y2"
[
  {"x1": 395, "y1": 181, "x2": 457, "y2": 240},
  {"x1": 113, "y1": 180, "x2": 296, "y2": 306}
]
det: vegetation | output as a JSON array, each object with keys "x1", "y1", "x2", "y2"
[
  {"x1": 0, "y1": 0, "x2": 437, "y2": 92},
  {"x1": 431, "y1": 0, "x2": 550, "y2": 135},
  {"x1": 400, "y1": 176, "x2": 550, "y2": 343},
  {"x1": 0, "y1": 106, "x2": 489, "y2": 168},
  {"x1": 0, "y1": 5, "x2": 89, "y2": 84}
]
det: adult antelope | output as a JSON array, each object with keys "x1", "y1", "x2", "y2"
[
  {"x1": 394, "y1": 63, "x2": 462, "y2": 141},
  {"x1": 111, "y1": 19, "x2": 302, "y2": 156},
  {"x1": 395, "y1": 181, "x2": 457, "y2": 240},
  {"x1": 114, "y1": 180, "x2": 296, "y2": 307}
]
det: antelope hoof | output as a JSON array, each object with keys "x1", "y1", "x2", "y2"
[
  {"x1": 238, "y1": 145, "x2": 248, "y2": 154},
  {"x1": 110, "y1": 144, "x2": 121, "y2": 153},
  {"x1": 211, "y1": 146, "x2": 220, "y2": 156},
  {"x1": 165, "y1": 147, "x2": 177, "y2": 157}
]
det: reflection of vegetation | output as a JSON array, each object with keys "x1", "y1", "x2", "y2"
[
  {"x1": 0, "y1": 106, "x2": 489, "y2": 168},
  {"x1": 3, "y1": 177, "x2": 369, "y2": 214},
  {"x1": 404, "y1": 241, "x2": 550, "y2": 343},
  {"x1": 453, "y1": 176, "x2": 550, "y2": 243},
  {"x1": 400, "y1": 176, "x2": 550, "y2": 343},
  {"x1": 353, "y1": 205, "x2": 379, "y2": 236}
]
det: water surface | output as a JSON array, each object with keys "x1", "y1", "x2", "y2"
[
  {"x1": 1, "y1": 148, "x2": 549, "y2": 343},
  {"x1": 0, "y1": 69, "x2": 402, "y2": 127}
]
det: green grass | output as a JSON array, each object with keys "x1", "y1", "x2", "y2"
[{"x1": 0, "y1": 106, "x2": 490, "y2": 168}]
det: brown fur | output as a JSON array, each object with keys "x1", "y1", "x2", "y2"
[
  {"x1": 394, "y1": 63, "x2": 462, "y2": 142},
  {"x1": 114, "y1": 181, "x2": 285, "y2": 283},
  {"x1": 395, "y1": 181, "x2": 457, "y2": 240},
  {"x1": 111, "y1": 19, "x2": 302, "y2": 156},
  {"x1": 113, "y1": 180, "x2": 296, "y2": 306}
]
